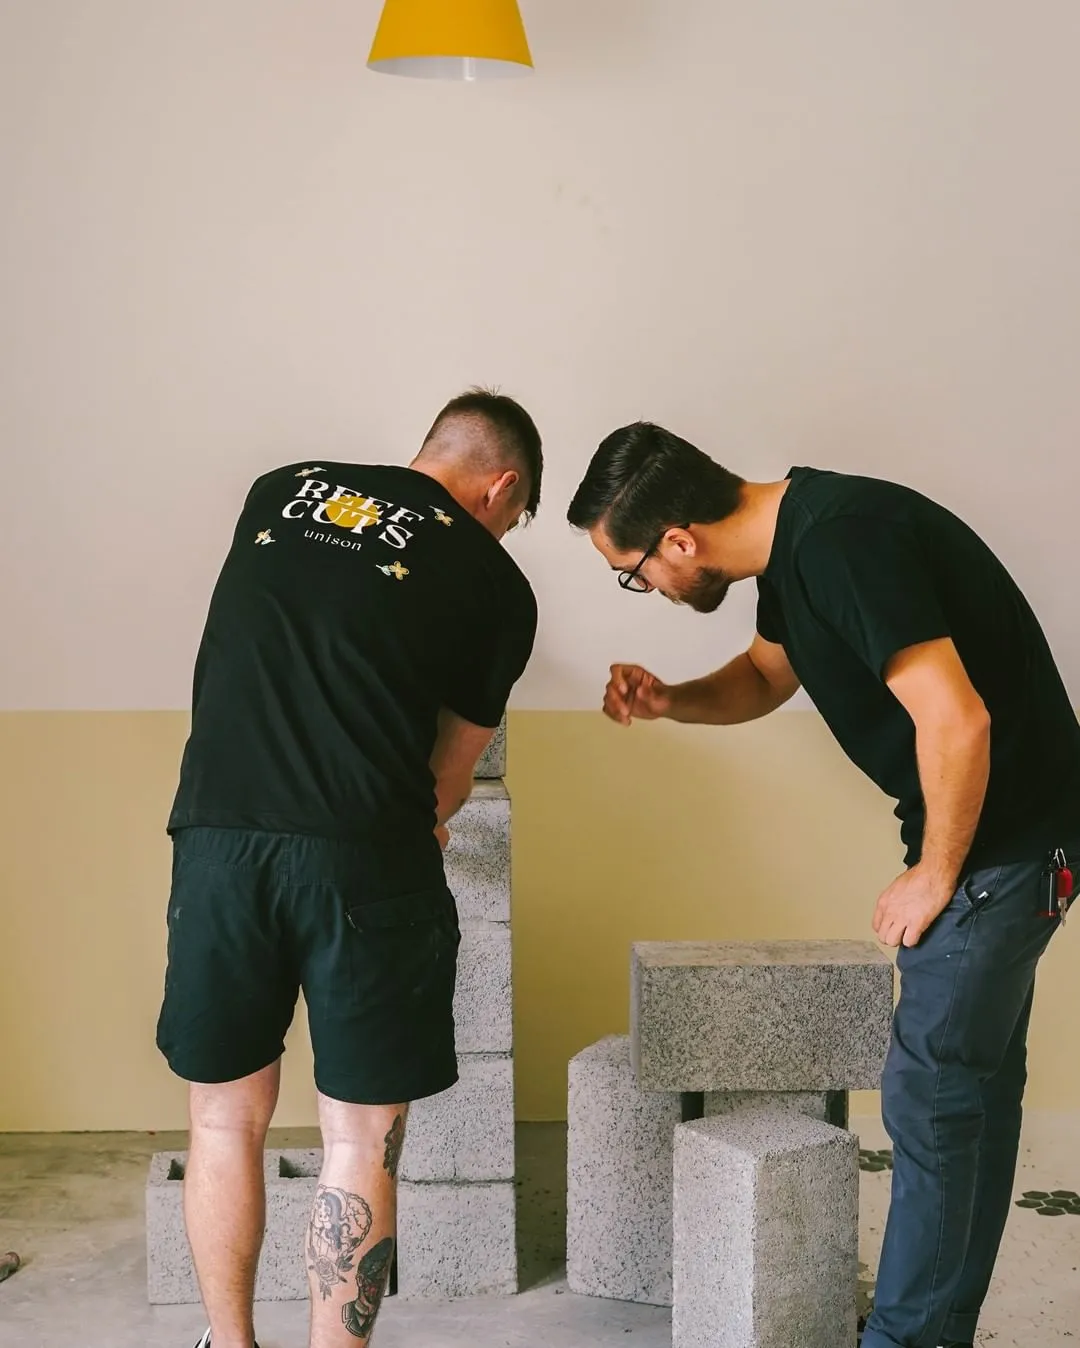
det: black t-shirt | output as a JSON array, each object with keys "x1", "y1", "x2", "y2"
[
  {"x1": 756, "y1": 467, "x2": 1080, "y2": 869},
  {"x1": 169, "y1": 462, "x2": 537, "y2": 886}
]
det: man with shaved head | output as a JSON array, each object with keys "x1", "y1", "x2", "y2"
[{"x1": 158, "y1": 389, "x2": 541, "y2": 1348}]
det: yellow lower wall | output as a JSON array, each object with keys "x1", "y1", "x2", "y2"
[{"x1": 1, "y1": 710, "x2": 1077, "y2": 1131}]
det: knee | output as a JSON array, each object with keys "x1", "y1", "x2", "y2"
[
  {"x1": 318, "y1": 1094, "x2": 408, "y2": 1154},
  {"x1": 189, "y1": 1062, "x2": 281, "y2": 1138}
]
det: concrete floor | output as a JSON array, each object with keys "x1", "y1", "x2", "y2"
[{"x1": 0, "y1": 1115, "x2": 1077, "y2": 1348}]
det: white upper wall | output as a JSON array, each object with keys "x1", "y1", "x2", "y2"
[{"x1": 2, "y1": 0, "x2": 1078, "y2": 710}]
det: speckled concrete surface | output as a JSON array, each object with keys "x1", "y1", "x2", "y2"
[
  {"x1": 567, "y1": 1035, "x2": 683, "y2": 1307},
  {"x1": 443, "y1": 782, "x2": 511, "y2": 923},
  {"x1": 631, "y1": 940, "x2": 894, "y2": 1093},
  {"x1": 1, "y1": 1117, "x2": 1078, "y2": 1347},
  {"x1": 473, "y1": 718, "x2": 506, "y2": 780},
  {"x1": 673, "y1": 1109, "x2": 858, "y2": 1348},
  {"x1": 453, "y1": 919, "x2": 512, "y2": 1054},
  {"x1": 399, "y1": 1053, "x2": 515, "y2": 1182}
]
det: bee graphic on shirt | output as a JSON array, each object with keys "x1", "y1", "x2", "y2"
[
  {"x1": 433, "y1": 507, "x2": 454, "y2": 526},
  {"x1": 377, "y1": 562, "x2": 409, "y2": 580},
  {"x1": 255, "y1": 530, "x2": 275, "y2": 546},
  {"x1": 296, "y1": 466, "x2": 325, "y2": 477}
]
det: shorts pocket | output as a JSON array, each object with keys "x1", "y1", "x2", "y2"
[
  {"x1": 346, "y1": 888, "x2": 459, "y2": 937},
  {"x1": 334, "y1": 887, "x2": 461, "y2": 1035}
]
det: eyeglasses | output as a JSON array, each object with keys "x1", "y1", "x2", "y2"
[{"x1": 618, "y1": 523, "x2": 691, "y2": 592}]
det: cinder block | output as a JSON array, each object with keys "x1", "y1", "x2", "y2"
[
  {"x1": 705, "y1": 1090, "x2": 849, "y2": 1131},
  {"x1": 146, "y1": 1150, "x2": 320, "y2": 1304},
  {"x1": 455, "y1": 920, "x2": 512, "y2": 1053},
  {"x1": 567, "y1": 1035, "x2": 684, "y2": 1307},
  {"x1": 261, "y1": 1150, "x2": 321, "y2": 1302},
  {"x1": 475, "y1": 717, "x2": 506, "y2": 779},
  {"x1": 401, "y1": 1054, "x2": 515, "y2": 1182},
  {"x1": 146, "y1": 1153, "x2": 199, "y2": 1304},
  {"x1": 397, "y1": 1180, "x2": 517, "y2": 1298},
  {"x1": 673, "y1": 1108, "x2": 859, "y2": 1348},
  {"x1": 444, "y1": 782, "x2": 510, "y2": 922},
  {"x1": 632, "y1": 940, "x2": 893, "y2": 1093}
]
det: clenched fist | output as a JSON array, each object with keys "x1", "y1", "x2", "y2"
[{"x1": 603, "y1": 664, "x2": 672, "y2": 726}]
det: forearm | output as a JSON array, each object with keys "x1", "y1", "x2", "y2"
[
  {"x1": 434, "y1": 773, "x2": 472, "y2": 827},
  {"x1": 915, "y1": 709, "x2": 991, "y2": 886},
  {"x1": 665, "y1": 653, "x2": 789, "y2": 726}
]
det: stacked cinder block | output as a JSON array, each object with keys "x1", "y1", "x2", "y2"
[
  {"x1": 147, "y1": 716, "x2": 518, "y2": 1304},
  {"x1": 398, "y1": 719, "x2": 517, "y2": 1298},
  {"x1": 567, "y1": 939, "x2": 893, "y2": 1346}
]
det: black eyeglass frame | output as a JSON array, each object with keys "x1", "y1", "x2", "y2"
[{"x1": 617, "y1": 522, "x2": 692, "y2": 592}]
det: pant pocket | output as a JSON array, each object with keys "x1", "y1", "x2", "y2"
[{"x1": 956, "y1": 864, "x2": 1005, "y2": 920}]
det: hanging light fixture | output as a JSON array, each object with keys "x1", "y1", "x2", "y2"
[{"x1": 368, "y1": 0, "x2": 534, "y2": 80}]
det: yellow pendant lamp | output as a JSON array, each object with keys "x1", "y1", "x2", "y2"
[{"x1": 368, "y1": 0, "x2": 534, "y2": 80}]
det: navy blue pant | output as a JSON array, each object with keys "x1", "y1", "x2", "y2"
[{"x1": 861, "y1": 848, "x2": 1073, "y2": 1348}]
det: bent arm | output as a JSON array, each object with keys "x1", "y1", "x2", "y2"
[
  {"x1": 429, "y1": 708, "x2": 496, "y2": 827},
  {"x1": 885, "y1": 637, "x2": 990, "y2": 886},
  {"x1": 665, "y1": 634, "x2": 801, "y2": 725}
]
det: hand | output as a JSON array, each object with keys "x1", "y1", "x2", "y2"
[
  {"x1": 873, "y1": 863, "x2": 955, "y2": 948},
  {"x1": 603, "y1": 664, "x2": 672, "y2": 726},
  {"x1": 435, "y1": 825, "x2": 450, "y2": 851}
]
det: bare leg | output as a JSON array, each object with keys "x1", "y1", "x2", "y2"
[
  {"x1": 308, "y1": 1093, "x2": 408, "y2": 1348},
  {"x1": 185, "y1": 1061, "x2": 281, "y2": 1348}
]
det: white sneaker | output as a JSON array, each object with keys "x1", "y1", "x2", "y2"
[{"x1": 190, "y1": 1333, "x2": 260, "y2": 1348}]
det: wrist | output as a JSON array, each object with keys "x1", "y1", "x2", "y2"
[
  {"x1": 915, "y1": 856, "x2": 961, "y2": 894},
  {"x1": 657, "y1": 681, "x2": 681, "y2": 721}
]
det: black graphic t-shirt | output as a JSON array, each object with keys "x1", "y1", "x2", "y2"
[
  {"x1": 756, "y1": 467, "x2": 1080, "y2": 869},
  {"x1": 169, "y1": 463, "x2": 537, "y2": 887}
]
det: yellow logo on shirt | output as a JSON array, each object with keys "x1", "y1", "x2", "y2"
[
  {"x1": 378, "y1": 562, "x2": 409, "y2": 580},
  {"x1": 323, "y1": 496, "x2": 382, "y2": 532},
  {"x1": 433, "y1": 508, "x2": 453, "y2": 526}
]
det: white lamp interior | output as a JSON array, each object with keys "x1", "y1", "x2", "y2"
[{"x1": 368, "y1": 56, "x2": 532, "y2": 80}]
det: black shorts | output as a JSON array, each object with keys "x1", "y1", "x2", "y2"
[{"x1": 156, "y1": 827, "x2": 461, "y2": 1104}]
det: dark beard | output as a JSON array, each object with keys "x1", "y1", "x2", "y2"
[{"x1": 671, "y1": 566, "x2": 731, "y2": 614}]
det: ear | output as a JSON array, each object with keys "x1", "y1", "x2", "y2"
[
  {"x1": 485, "y1": 469, "x2": 520, "y2": 507},
  {"x1": 663, "y1": 525, "x2": 697, "y2": 558}
]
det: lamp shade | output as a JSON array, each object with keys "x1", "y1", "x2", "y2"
[{"x1": 368, "y1": 0, "x2": 533, "y2": 80}]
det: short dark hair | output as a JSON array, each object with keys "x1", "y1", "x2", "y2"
[
  {"x1": 566, "y1": 421, "x2": 745, "y2": 551},
  {"x1": 424, "y1": 387, "x2": 543, "y2": 520}
]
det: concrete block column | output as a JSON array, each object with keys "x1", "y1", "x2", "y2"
[
  {"x1": 396, "y1": 732, "x2": 518, "y2": 1299},
  {"x1": 673, "y1": 1108, "x2": 859, "y2": 1348},
  {"x1": 567, "y1": 1035, "x2": 686, "y2": 1307}
]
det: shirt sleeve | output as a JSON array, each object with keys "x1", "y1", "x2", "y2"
[
  {"x1": 443, "y1": 583, "x2": 538, "y2": 729},
  {"x1": 755, "y1": 577, "x2": 785, "y2": 645},
  {"x1": 796, "y1": 516, "x2": 951, "y2": 679}
]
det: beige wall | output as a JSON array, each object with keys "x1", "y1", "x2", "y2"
[
  {"x1": 3, "y1": 3, "x2": 1080, "y2": 1128},
  {"x1": 2, "y1": 710, "x2": 1078, "y2": 1131},
  {"x1": 2, "y1": 0, "x2": 1080, "y2": 712}
]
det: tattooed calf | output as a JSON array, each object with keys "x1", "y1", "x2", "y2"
[
  {"x1": 382, "y1": 1114, "x2": 406, "y2": 1180},
  {"x1": 307, "y1": 1186, "x2": 373, "y2": 1301},
  {"x1": 343, "y1": 1236, "x2": 396, "y2": 1340}
]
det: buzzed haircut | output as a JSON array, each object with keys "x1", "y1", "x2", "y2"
[{"x1": 421, "y1": 387, "x2": 543, "y2": 520}]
